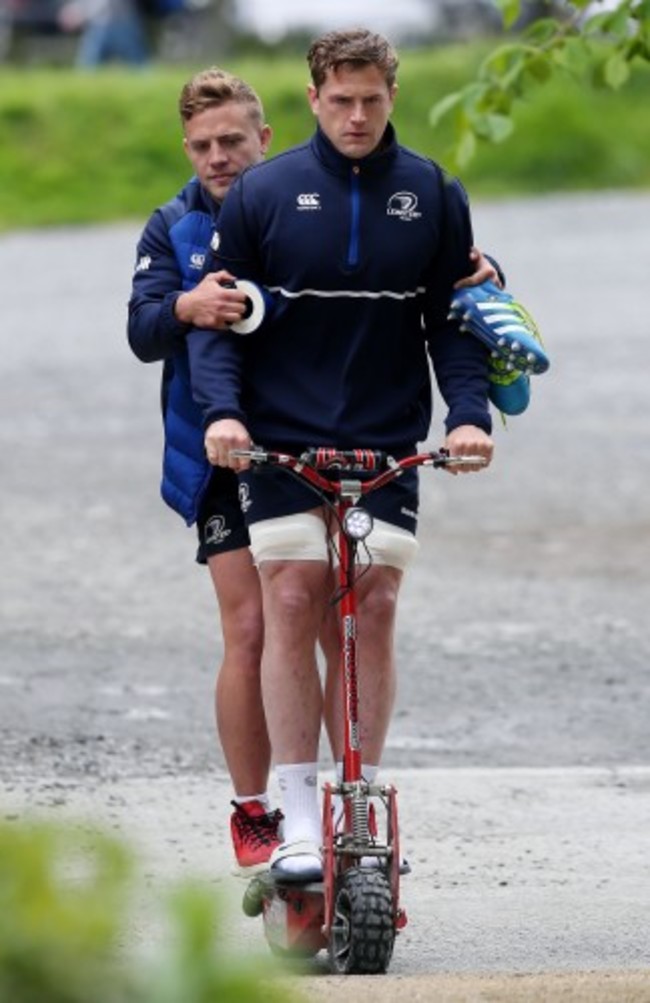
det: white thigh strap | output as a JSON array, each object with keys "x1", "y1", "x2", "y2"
[
  {"x1": 248, "y1": 511, "x2": 329, "y2": 564},
  {"x1": 338, "y1": 518, "x2": 419, "y2": 571},
  {"x1": 249, "y1": 512, "x2": 419, "y2": 571}
]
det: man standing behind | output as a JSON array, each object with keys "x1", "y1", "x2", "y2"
[
  {"x1": 128, "y1": 69, "x2": 281, "y2": 875},
  {"x1": 192, "y1": 30, "x2": 495, "y2": 882}
]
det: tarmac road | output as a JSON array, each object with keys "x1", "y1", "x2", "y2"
[{"x1": 1, "y1": 191, "x2": 650, "y2": 992}]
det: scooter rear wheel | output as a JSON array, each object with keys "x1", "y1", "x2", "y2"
[{"x1": 328, "y1": 868, "x2": 395, "y2": 975}]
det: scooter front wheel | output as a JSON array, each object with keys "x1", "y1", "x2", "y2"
[{"x1": 328, "y1": 868, "x2": 395, "y2": 975}]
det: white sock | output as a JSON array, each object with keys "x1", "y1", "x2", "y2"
[
  {"x1": 274, "y1": 762, "x2": 321, "y2": 876},
  {"x1": 232, "y1": 792, "x2": 271, "y2": 811},
  {"x1": 276, "y1": 762, "x2": 320, "y2": 844}
]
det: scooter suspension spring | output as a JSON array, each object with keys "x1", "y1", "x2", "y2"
[{"x1": 352, "y1": 791, "x2": 369, "y2": 843}]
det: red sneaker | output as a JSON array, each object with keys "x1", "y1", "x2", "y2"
[{"x1": 230, "y1": 800, "x2": 283, "y2": 875}]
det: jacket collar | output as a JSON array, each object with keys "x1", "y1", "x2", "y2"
[
  {"x1": 188, "y1": 176, "x2": 221, "y2": 222},
  {"x1": 310, "y1": 122, "x2": 398, "y2": 176}
]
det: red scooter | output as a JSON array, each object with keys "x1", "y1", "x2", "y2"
[{"x1": 236, "y1": 446, "x2": 482, "y2": 974}]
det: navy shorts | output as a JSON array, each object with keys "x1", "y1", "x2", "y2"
[
  {"x1": 195, "y1": 466, "x2": 250, "y2": 564},
  {"x1": 237, "y1": 461, "x2": 419, "y2": 535}
]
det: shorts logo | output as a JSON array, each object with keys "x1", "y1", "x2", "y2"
[
  {"x1": 204, "y1": 515, "x2": 231, "y2": 546},
  {"x1": 135, "y1": 255, "x2": 151, "y2": 272},
  {"x1": 400, "y1": 506, "x2": 417, "y2": 520},
  {"x1": 297, "y1": 193, "x2": 321, "y2": 210},
  {"x1": 238, "y1": 483, "x2": 252, "y2": 513},
  {"x1": 387, "y1": 191, "x2": 421, "y2": 221},
  {"x1": 189, "y1": 252, "x2": 205, "y2": 270},
  {"x1": 210, "y1": 231, "x2": 221, "y2": 252}
]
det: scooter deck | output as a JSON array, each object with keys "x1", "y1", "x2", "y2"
[{"x1": 253, "y1": 869, "x2": 324, "y2": 892}]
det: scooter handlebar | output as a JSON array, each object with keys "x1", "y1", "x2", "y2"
[{"x1": 229, "y1": 447, "x2": 487, "y2": 474}]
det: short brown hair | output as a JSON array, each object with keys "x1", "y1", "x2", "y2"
[
  {"x1": 307, "y1": 28, "x2": 399, "y2": 91},
  {"x1": 179, "y1": 67, "x2": 264, "y2": 125}
]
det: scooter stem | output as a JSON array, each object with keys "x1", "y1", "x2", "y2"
[{"x1": 338, "y1": 505, "x2": 362, "y2": 784}]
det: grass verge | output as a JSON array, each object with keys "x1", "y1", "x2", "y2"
[{"x1": 1, "y1": 46, "x2": 650, "y2": 230}]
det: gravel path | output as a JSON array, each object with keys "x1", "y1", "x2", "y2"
[{"x1": 1, "y1": 191, "x2": 649, "y2": 994}]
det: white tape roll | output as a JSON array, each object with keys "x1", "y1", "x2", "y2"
[{"x1": 230, "y1": 280, "x2": 266, "y2": 335}]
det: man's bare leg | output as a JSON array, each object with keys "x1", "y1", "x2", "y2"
[
  {"x1": 259, "y1": 558, "x2": 331, "y2": 876},
  {"x1": 355, "y1": 564, "x2": 402, "y2": 765},
  {"x1": 259, "y1": 559, "x2": 330, "y2": 765},
  {"x1": 319, "y1": 601, "x2": 341, "y2": 759},
  {"x1": 207, "y1": 548, "x2": 268, "y2": 794},
  {"x1": 325, "y1": 564, "x2": 402, "y2": 768}
]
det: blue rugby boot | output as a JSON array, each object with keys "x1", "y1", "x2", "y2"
[
  {"x1": 488, "y1": 366, "x2": 531, "y2": 416},
  {"x1": 449, "y1": 280, "x2": 549, "y2": 376}
]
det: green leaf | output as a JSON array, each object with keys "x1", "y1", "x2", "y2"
[
  {"x1": 603, "y1": 6, "x2": 636, "y2": 40},
  {"x1": 552, "y1": 34, "x2": 593, "y2": 75},
  {"x1": 604, "y1": 49, "x2": 632, "y2": 86},
  {"x1": 522, "y1": 17, "x2": 561, "y2": 44},
  {"x1": 480, "y1": 43, "x2": 528, "y2": 91},
  {"x1": 525, "y1": 53, "x2": 554, "y2": 82},
  {"x1": 583, "y1": 10, "x2": 616, "y2": 35},
  {"x1": 625, "y1": 35, "x2": 650, "y2": 59},
  {"x1": 484, "y1": 113, "x2": 515, "y2": 143},
  {"x1": 429, "y1": 90, "x2": 463, "y2": 127},
  {"x1": 481, "y1": 42, "x2": 524, "y2": 77},
  {"x1": 456, "y1": 127, "x2": 477, "y2": 168},
  {"x1": 469, "y1": 111, "x2": 515, "y2": 143},
  {"x1": 461, "y1": 81, "x2": 490, "y2": 112},
  {"x1": 590, "y1": 54, "x2": 610, "y2": 86},
  {"x1": 494, "y1": 0, "x2": 522, "y2": 29}
]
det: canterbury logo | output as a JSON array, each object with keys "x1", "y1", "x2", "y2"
[{"x1": 296, "y1": 192, "x2": 321, "y2": 210}]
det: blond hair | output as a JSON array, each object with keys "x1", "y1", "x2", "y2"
[{"x1": 179, "y1": 67, "x2": 264, "y2": 125}]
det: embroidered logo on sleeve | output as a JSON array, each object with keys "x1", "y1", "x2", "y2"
[{"x1": 135, "y1": 255, "x2": 151, "y2": 272}]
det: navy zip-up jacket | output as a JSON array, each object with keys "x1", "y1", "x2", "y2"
[
  {"x1": 128, "y1": 177, "x2": 217, "y2": 524},
  {"x1": 189, "y1": 124, "x2": 492, "y2": 454}
]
